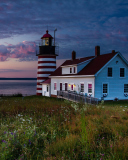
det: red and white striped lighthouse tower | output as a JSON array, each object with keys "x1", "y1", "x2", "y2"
[{"x1": 36, "y1": 30, "x2": 58, "y2": 95}]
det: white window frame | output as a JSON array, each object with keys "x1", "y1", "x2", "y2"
[
  {"x1": 65, "y1": 82, "x2": 68, "y2": 91},
  {"x1": 80, "y1": 83, "x2": 84, "y2": 92},
  {"x1": 54, "y1": 82, "x2": 57, "y2": 91},
  {"x1": 60, "y1": 82, "x2": 62, "y2": 91},
  {"x1": 74, "y1": 67, "x2": 76, "y2": 73},
  {"x1": 71, "y1": 84, "x2": 74, "y2": 91},
  {"x1": 46, "y1": 85, "x2": 49, "y2": 92},
  {"x1": 120, "y1": 67, "x2": 125, "y2": 78},
  {"x1": 88, "y1": 83, "x2": 92, "y2": 94},
  {"x1": 70, "y1": 67, "x2": 72, "y2": 73}
]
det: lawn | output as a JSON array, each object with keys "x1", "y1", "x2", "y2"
[{"x1": 0, "y1": 96, "x2": 128, "y2": 160}]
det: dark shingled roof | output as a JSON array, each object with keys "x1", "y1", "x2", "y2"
[
  {"x1": 41, "y1": 78, "x2": 51, "y2": 84},
  {"x1": 61, "y1": 56, "x2": 94, "y2": 66},
  {"x1": 50, "y1": 52, "x2": 117, "y2": 77}
]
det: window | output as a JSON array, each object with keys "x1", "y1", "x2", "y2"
[
  {"x1": 81, "y1": 84, "x2": 84, "y2": 92},
  {"x1": 65, "y1": 83, "x2": 68, "y2": 91},
  {"x1": 45, "y1": 38, "x2": 49, "y2": 45},
  {"x1": 74, "y1": 67, "x2": 76, "y2": 73},
  {"x1": 88, "y1": 84, "x2": 92, "y2": 93},
  {"x1": 71, "y1": 84, "x2": 73, "y2": 91},
  {"x1": 70, "y1": 68, "x2": 72, "y2": 73},
  {"x1": 120, "y1": 68, "x2": 125, "y2": 77},
  {"x1": 124, "y1": 84, "x2": 128, "y2": 93},
  {"x1": 47, "y1": 85, "x2": 49, "y2": 92},
  {"x1": 60, "y1": 83, "x2": 62, "y2": 91},
  {"x1": 103, "y1": 84, "x2": 108, "y2": 93},
  {"x1": 108, "y1": 67, "x2": 112, "y2": 77},
  {"x1": 54, "y1": 83, "x2": 57, "y2": 90}
]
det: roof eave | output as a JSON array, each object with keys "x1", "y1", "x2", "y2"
[{"x1": 49, "y1": 75, "x2": 95, "y2": 78}]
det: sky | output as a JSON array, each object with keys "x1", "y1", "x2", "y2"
[{"x1": 0, "y1": 0, "x2": 128, "y2": 78}]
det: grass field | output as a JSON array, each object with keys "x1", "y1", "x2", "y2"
[{"x1": 0, "y1": 95, "x2": 128, "y2": 160}]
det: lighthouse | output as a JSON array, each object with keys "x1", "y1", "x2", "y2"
[{"x1": 36, "y1": 29, "x2": 58, "y2": 95}]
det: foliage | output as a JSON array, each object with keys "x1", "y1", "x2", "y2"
[{"x1": 0, "y1": 96, "x2": 128, "y2": 159}]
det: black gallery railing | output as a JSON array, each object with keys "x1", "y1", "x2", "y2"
[{"x1": 57, "y1": 90, "x2": 99, "y2": 105}]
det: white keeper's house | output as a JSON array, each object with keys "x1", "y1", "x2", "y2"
[{"x1": 36, "y1": 30, "x2": 128, "y2": 100}]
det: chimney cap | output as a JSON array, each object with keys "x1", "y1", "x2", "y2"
[
  {"x1": 95, "y1": 46, "x2": 100, "y2": 56},
  {"x1": 112, "y1": 50, "x2": 115, "y2": 53},
  {"x1": 72, "y1": 50, "x2": 76, "y2": 60}
]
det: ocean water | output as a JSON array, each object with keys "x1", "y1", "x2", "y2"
[{"x1": 0, "y1": 80, "x2": 37, "y2": 96}]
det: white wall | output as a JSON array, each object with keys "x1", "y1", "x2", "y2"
[
  {"x1": 51, "y1": 77, "x2": 95, "y2": 96},
  {"x1": 42, "y1": 84, "x2": 51, "y2": 97},
  {"x1": 62, "y1": 66, "x2": 77, "y2": 74}
]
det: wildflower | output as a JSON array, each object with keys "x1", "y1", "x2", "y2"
[
  {"x1": 29, "y1": 139, "x2": 31, "y2": 145},
  {"x1": 120, "y1": 106, "x2": 122, "y2": 107},
  {"x1": 125, "y1": 106, "x2": 127, "y2": 107},
  {"x1": 123, "y1": 109, "x2": 125, "y2": 111},
  {"x1": 2, "y1": 140, "x2": 6, "y2": 143},
  {"x1": 102, "y1": 137, "x2": 104, "y2": 139}
]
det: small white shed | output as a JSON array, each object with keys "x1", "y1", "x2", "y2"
[{"x1": 41, "y1": 78, "x2": 51, "y2": 97}]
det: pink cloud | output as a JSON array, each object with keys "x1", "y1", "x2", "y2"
[{"x1": 0, "y1": 41, "x2": 37, "y2": 61}]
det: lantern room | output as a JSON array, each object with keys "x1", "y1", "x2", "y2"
[
  {"x1": 41, "y1": 30, "x2": 53, "y2": 46},
  {"x1": 36, "y1": 30, "x2": 58, "y2": 56}
]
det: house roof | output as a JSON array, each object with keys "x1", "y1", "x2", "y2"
[
  {"x1": 50, "y1": 52, "x2": 118, "y2": 77},
  {"x1": 61, "y1": 56, "x2": 94, "y2": 66},
  {"x1": 41, "y1": 78, "x2": 51, "y2": 84},
  {"x1": 41, "y1": 30, "x2": 53, "y2": 39},
  {"x1": 78, "y1": 52, "x2": 117, "y2": 75}
]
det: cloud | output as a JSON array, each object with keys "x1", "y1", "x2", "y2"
[
  {"x1": 0, "y1": 0, "x2": 127, "y2": 61},
  {"x1": 0, "y1": 41, "x2": 37, "y2": 61}
]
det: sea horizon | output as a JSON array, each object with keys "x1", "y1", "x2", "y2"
[{"x1": 0, "y1": 78, "x2": 37, "y2": 80}]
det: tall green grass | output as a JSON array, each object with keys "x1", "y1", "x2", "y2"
[{"x1": 0, "y1": 96, "x2": 128, "y2": 159}]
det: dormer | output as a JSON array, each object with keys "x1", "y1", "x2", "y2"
[
  {"x1": 62, "y1": 65, "x2": 77, "y2": 74},
  {"x1": 61, "y1": 51, "x2": 94, "y2": 75}
]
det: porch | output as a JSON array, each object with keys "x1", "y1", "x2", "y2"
[{"x1": 57, "y1": 90, "x2": 99, "y2": 105}]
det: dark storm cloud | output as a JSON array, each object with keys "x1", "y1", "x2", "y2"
[{"x1": 0, "y1": 0, "x2": 128, "y2": 61}]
